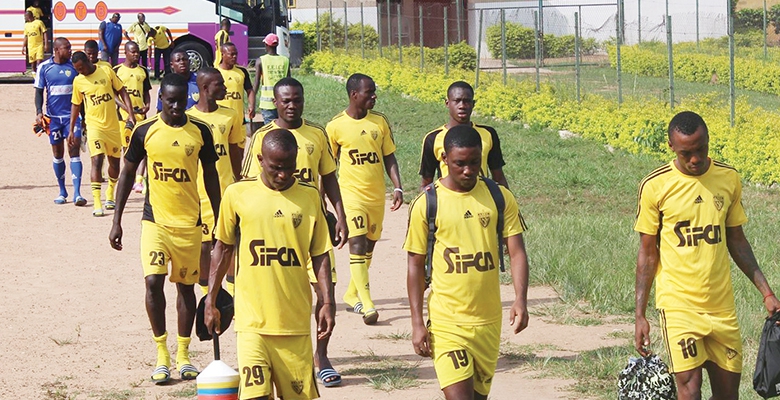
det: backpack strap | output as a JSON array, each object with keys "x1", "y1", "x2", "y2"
[
  {"x1": 482, "y1": 178, "x2": 506, "y2": 272},
  {"x1": 424, "y1": 182, "x2": 438, "y2": 284}
]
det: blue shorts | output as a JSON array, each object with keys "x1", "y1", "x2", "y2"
[{"x1": 48, "y1": 115, "x2": 82, "y2": 145}]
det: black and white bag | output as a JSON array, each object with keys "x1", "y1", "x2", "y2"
[
  {"x1": 754, "y1": 312, "x2": 780, "y2": 398},
  {"x1": 618, "y1": 355, "x2": 676, "y2": 400}
]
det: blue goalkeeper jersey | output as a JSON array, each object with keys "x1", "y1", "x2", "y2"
[{"x1": 34, "y1": 57, "x2": 77, "y2": 119}]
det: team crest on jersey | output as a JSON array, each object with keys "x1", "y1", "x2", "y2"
[
  {"x1": 185, "y1": 144, "x2": 195, "y2": 156},
  {"x1": 98, "y1": 79, "x2": 106, "y2": 85},
  {"x1": 305, "y1": 143, "x2": 314, "y2": 155},
  {"x1": 478, "y1": 211, "x2": 490, "y2": 228},
  {"x1": 218, "y1": 124, "x2": 226, "y2": 134},
  {"x1": 726, "y1": 348, "x2": 738, "y2": 360},
  {"x1": 370, "y1": 223, "x2": 377, "y2": 234},
  {"x1": 371, "y1": 130, "x2": 379, "y2": 140},
  {"x1": 291, "y1": 380, "x2": 304, "y2": 394},
  {"x1": 192, "y1": 92, "x2": 200, "y2": 102},
  {"x1": 292, "y1": 212, "x2": 302, "y2": 228},
  {"x1": 65, "y1": 70, "x2": 72, "y2": 77},
  {"x1": 713, "y1": 194, "x2": 724, "y2": 211},
  {"x1": 179, "y1": 268, "x2": 188, "y2": 279}
]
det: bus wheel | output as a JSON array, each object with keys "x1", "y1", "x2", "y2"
[{"x1": 176, "y1": 42, "x2": 212, "y2": 71}]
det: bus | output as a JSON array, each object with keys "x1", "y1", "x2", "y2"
[{"x1": 1, "y1": 0, "x2": 290, "y2": 73}]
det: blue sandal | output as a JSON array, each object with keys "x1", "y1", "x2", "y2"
[{"x1": 317, "y1": 368, "x2": 342, "y2": 387}]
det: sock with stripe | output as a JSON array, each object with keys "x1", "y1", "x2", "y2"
[
  {"x1": 91, "y1": 182, "x2": 102, "y2": 210},
  {"x1": 153, "y1": 332, "x2": 170, "y2": 368},
  {"x1": 199, "y1": 279, "x2": 209, "y2": 296},
  {"x1": 365, "y1": 251, "x2": 373, "y2": 269},
  {"x1": 343, "y1": 276, "x2": 359, "y2": 309},
  {"x1": 70, "y1": 157, "x2": 83, "y2": 198},
  {"x1": 106, "y1": 177, "x2": 117, "y2": 202},
  {"x1": 176, "y1": 335, "x2": 192, "y2": 367},
  {"x1": 349, "y1": 254, "x2": 374, "y2": 311},
  {"x1": 53, "y1": 158, "x2": 67, "y2": 197}
]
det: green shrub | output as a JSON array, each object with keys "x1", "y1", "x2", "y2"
[
  {"x1": 544, "y1": 34, "x2": 575, "y2": 58},
  {"x1": 448, "y1": 41, "x2": 477, "y2": 71},
  {"x1": 291, "y1": 13, "x2": 378, "y2": 56},
  {"x1": 735, "y1": 8, "x2": 765, "y2": 33},
  {"x1": 486, "y1": 22, "x2": 535, "y2": 59}
]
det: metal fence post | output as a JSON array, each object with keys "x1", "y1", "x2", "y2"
[
  {"x1": 728, "y1": 0, "x2": 735, "y2": 127},
  {"x1": 329, "y1": 2, "x2": 334, "y2": 52},
  {"x1": 378, "y1": 1, "x2": 383, "y2": 57},
  {"x1": 616, "y1": 1, "x2": 623, "y2": 105},
  {"x1": 638, "y1": 0, "x2": 641, "y2": 44},
  {"x1": 534, "y1": 11, "x2": 540, "y2": 91},
  {"x1": 667, "y1": 15, "x2": 674, "y2": 110},
  {"x1": 397, "y1": 2, "x2": 402, "y2": 63},
  {"x1": 575, "y1": 11, "x2": 581, "y2": 103},
  {"x1": 344, "y1": 1, "x2": 348, "y2": 52},
  {"x1": 538, "y1": 0, "x2": 544, "y2": 65},
  {"x1": 444, "y1": 6, "x2": 449, "y2": 75},
  {"x1": 361, "y1": 3, "x2": 365, "y2": 58},
  {"x1": 456, "y1": 0, "x2": 462, "y2": 43},
  {"x1": 419, "y1": 5, "x2": 424, "y2": 71},
  {"x1": 501, "y1": 9, "x2": 506, "y2": 85},
  {"x1": 386, "y1": 0, "x2": 391, "y2": 49},
  {"x1": 316, "y1": 0, "x2": 321, "y2": 51},
  {"x1": 696, "y1": 0, "x2": 700, "y2": 49},
  {"x1": 764, "y1": 0, "x2": 768, "y2": 59},
  {"x1": 476, "y1": 8, "x2": 483, "y2": 88}
]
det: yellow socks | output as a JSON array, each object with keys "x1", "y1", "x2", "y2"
[
  {"x1": 153, "y1": 332, "x2": 170, "y2": 368},
  {"x1": 106, "y1": 177, "x2": 117, "y2": 202},
  {"x1": 176, "y1": 335, "x2": 192, "y2": 367},
  {"x1": 91, "y1": 182, "x2": 102, "y2": 211},
  {"x1": 349, "y1": 254, "x2": 374, "y2": 310},
  {"x1": 365, "y1": 251, "x2": 373, "y2": 269},
  {"x1": 199, "y1": 284, "x2": 209, "y2": 296},
  {"x1": 135, "y1": 174, "x2": 144, "y2": 184}
]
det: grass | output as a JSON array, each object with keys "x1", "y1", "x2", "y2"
[
  {"x1": 530, "y1": 302, "x2": 604, "y2": 326},
  {"x1": 50, "y1": 325, "x2": 82, "y2": 346},
  {"x1": 41, "y1": 376, "x2": 75, "y2": 400},
  {"x1": 92, "y1": 389, "x2": 136, "y2": 400},
  {"x1": 369, "y1": 330, "x2": 412, "y2": 341},
  {"x1": 169, "y1": 384, "x2": 198, "y2": 398},
  {"x1": 298, "y1": 71, "x2": 780, "y2": 398},
  {"x1": 342, "y1": 359, "x2": 422, "y2": 391}
]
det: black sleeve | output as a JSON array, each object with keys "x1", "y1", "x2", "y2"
[
  {"x1": 35, "y1": 88, "x2": 44, "y2": 114},
  {"x1": 484, "y1": 126, "x2": 506, "y2": 170},
  {"x1": 418, "y1": 130, "x2": 441, "y2": 177},
  {"x1": 196, "y1": 120, "x2": 220, "y2": 164},
  {"x1": 142, "y1": 68, "x2": 151, "y2": 92},
  {"x1": 240, "y1": 67, "x2": 252, "y2": 92},
  {"x1": 125, "y1": 121, "x2": 149, "y2": 163}
]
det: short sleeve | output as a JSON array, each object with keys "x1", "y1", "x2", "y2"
[
  {"x1": 228, "y1": 111, "x2": 245, "y2": 148},
  {"x1": 142, "y1": 68, "x2": 152, "y2": 92},
  {"x1": 325, "y1": 122, "x2": 339, "y2": 160},
  {"x1": 241, "y1": 67, "x2": 253, "y2": 92},
  {"x1": 124, "y1": 121, "x2": 148, "y2": 163},
  {"x1": 501, "y1": 186, "x2": 526, "y2": 237},
  {"x1": 418, "y1": 130, "x2": 440, "y2": 177},
  {"x1": 240, "y1": 129, "x2": 263, "y2": 177},
  {"x1": 309, "y1": 197, "x2": 333, "y2": 258},
  {"x1": 214, "y1": 186, "x2": 238, "y2": 245},
  {"x1": 99, "y1": 21, "x2": 107, "y2": 31},
  {"x1": 402, "y1": 193, "x2": 429, "y2": 255},
  {"x1": 109, "y1": 68, "x2": 124, "y2": 91},
  {"x1": 485, "y1": 126, "x2": 506, "y2": 170},
  {"x1": 634, "y1": 178, "x2": 661, "y2": 235},
  {"x1": 318, "y1": 130, "x2": 337, "y2": 176},
  {"x1": 71, "y1": 78, "x2": 84, "y2": 105},
  {"x1": 33, "y1": 63, "x2": 45, "y2": 89},
  {"x1": 726, "y1": 172, "x2": 748, "y2": 227},
  {"x1": 381, "y1": 119, "x2": 396, "y2": 156},
  {"x1": 197, "y1": 122, "x2": 220, "y2": 164}
]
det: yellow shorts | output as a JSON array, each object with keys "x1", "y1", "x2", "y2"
[
  {"x1": 140, "y1": 220, "x2": 201, "y2": 284},
  {"x1": 236, "y1": 332, "x2": 318, "y2": 400},
  {"x1": 87, "y1": 130, "x2": 122, "y2": 158},
  {"x1": 429, "y1": 320, "x2": 501, "y2": 395},
  {"x1": 201, "y1": 202, "x2": 215, "y2": 243},
  {"x1": 344, "y1": 201, "x2": 384, "y2": 241},
  {"x1": 659, "y1": 308, "x2": 742, "y2": 374},
  {"x1": 307, "y1": 248, "x2": 337, "y2": 283},
  {"x1": 28, "y1": 45, "x2": 44, "y2": 62}
]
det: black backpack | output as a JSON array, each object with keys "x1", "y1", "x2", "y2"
[
  {"x1": 754, "y1": 311, "x2": 780, "y2": 398},
  {"x1": 423, "y1": 177, "x2": 505, "y2": 284}
]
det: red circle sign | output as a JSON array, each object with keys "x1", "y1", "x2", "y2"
[
  {"x1": 53, "y1": 1, "x2": 66, "y2": 21},
  {"x1": 74, "y1": 1, "x2": 87, "y2": 21},
  {"x1": 95, "y1": 1, "x2": 108, "y2": 21}
]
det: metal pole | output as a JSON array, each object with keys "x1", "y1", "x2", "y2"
[
  {"x1": 501, "y1": 9, "x2": 506, "y2": 85},
  {"x1": 728, "y1": 0, "x2": 735, "y2": 126},
  {"x1": 575, "y1": 11, "x2": 581, "y2": 103},
  {"x1": 696, "y1": 0, "x2": 699, "y2": 49},
  {"x1": 444, "y1": 6, "x2": 449, "y2": 75},
  {"x1": 377, "y1": 0, "x2": 382, "y2": 57},
  {"x1": 538, "y1": 0, "x2": 544, "y2": 64},
  {"x1": 667, "y1": 15, "x2": 674, "y2": 110},
  {"x1": 764, "y1": 0, "x2": 768, "y2": 59},
  {"x1": 419, "y1": 5, "x2": 424, "y2": 71},
  {"x1": 456, "y1": 0, "x2": 462, "y2": 42},
  {"x1": 386, "y1": 0, "x2": 391, "y2": 49},
  {"x1": 316, "y1": 0, "x2": 321, "y2": 51},
  {"x1": 534, "y1": 11, "x2": 540, "y2": 91},
  {"x1": 344, "y1": 1, "x2": 348, "y2": 52},
  {"x1": 361, "y1": 3, "x2": 365, "y2": 58},
  {"x1": 329, "y1": 2, "x2": 334, "y2": 52},
  {"x1": 616, "y1": 1, "x2": 623, "y2": 105},
  {"x1": 476, "y1": 8, "x2": 483, "y2": 88},
  {"x1": 397, "y1": 2, "x2": 402, "y2": 63},
  {"x1": 638, "y1": 0, "x2": 641, "y2": 44}
]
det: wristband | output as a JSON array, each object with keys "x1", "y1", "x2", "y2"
[
  {"x1": 393, "y1": 188, "x2": 403, "y2": 193},
  {"x1": 764, "y1": 292, "x2": 775, "y2": 301}
]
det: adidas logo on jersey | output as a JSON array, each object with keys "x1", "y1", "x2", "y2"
[
  {"x1": 360, "y1": 130, "x2": 367, "y2": 135},
  {"x1": 172, "y1": 140, "x2": 179, "y2": 147},
  {"x1": 274, "y1": 210, "x2": 284, "y2": 218},
  {"x1": 464, "y1": 210, "x2": 473, "y2": 219},
  {"x1": 694, "y1": 195, "x2": 704, "y2": 204}
]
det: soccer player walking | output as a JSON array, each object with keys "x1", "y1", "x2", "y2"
[
  {"x1": 404, "y1": 125, "x2": 530, "y2": 400},
  {"x1": 109, "y1": 73, "x2": 222, "y2": 384},
  {"x1": 69, "y1": 51, "x2": 135, "y2": 216},
  {"x1": 23, "y1": 10, "x2": 47, "y2": 73},
  {"x1": 242, "y1": 77, "x2": 348, "y2": 387},
  {"x1": 216, "y1": 42, "x2": 256, "y2": 123},
  {"x1": 634, "y1": 111, "x2": 780, "y2": 399},
  {"x1": 419, "y1": 81, "x2": 508, "y2": 189},
  {"x1": 186, "y1": 67, "x2": 245, "y2": 295},
  {"x1": 34, "y1": 37, "x2": 85, "y2": 206},
  {"x1": 205, "y1": 129, "x2": 336, "y2": 400},
  {"x1": 326, "y1": 73, "x2": 403, "y2": 325}
]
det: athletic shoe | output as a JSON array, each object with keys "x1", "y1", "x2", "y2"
[
  {"x1": 104, "y1": 200, "x2": 116, "y2": 210},
  {"x1": 54, "y1": 195, "x2": 67, "y2": 205},
  {"x1": 132, "y1": 182, "x2": 144, "y2": 193},
  {"x1": 363, "y1": 309, "x2": 379, "y2": 325},
  {"x1": 93, "y1": 208, "x2": 105, "y2": 217},
  {"x1": 74, "y1": 196, "x2": 87, "y2": 207}
]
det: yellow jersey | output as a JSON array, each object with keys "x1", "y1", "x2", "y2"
[
  {"x1": 26, "y1": 6, "x2": 43, "y2": 20},
  {"x1": 24, "y1": 20, "x2": 46, "y2": 48},
  {"x1": 635, "y1": 160, "x2": 748, "y2": 313},
  {"x1": 403, "y1": 179, "x2": 527, "y2": 325},
  {"x1": 113, "y1": 64, "x2": 151, "y2": 120},
  {"x1": 187, "y1": 107, "x2": 245, "y2": 224},
  {"x1": 214, "y1": 30, "x2": 229, "y2": 66},
  {"x1": 215, "y1": 178, "x2": 332, "y2": 335},
  {"x1": 242, "y1": 120, "x2": 336, "y2": 188},
  {"x1": 419, "y1": 123, "x2": 506, "y2": 179},
  {"x1": 126, "y1": 21, "x2": 151, "y2": 51},
  {"x1": 326, "y1": 110, "x2": 396, "y2": 204},
  {"x1": 71, "y1": 66, "x2": 124, "y2": 136},
  {"x1": 147, "y1": 26, "x2": 171, "y2": 50},
  {"x1": 125, "y1": 114, "x2": 220, "y2": 227},
  {"x1": 216, "y1": 65, "x2": 252, "y2": 117}
]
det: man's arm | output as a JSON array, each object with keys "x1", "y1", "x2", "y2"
[
  {"x1": 98, "y1": 22, "x2": 107, "y2": 49},
  {"x1": 142, "y1": 89, "x2": 151, "y2": 114},
  {"x1": 407, "y1": 252, "x2": 430, "y2": 357},
  {"x1": 165, "y1": 28, "x2": 173, "y2": 45},
  {"x1": 252, "y1": 59, "x2": 262, "y2": 95},
  {"x1": 116, "y1": 87, "x2": 136, "y2": 125},
  {"x1": 68, "y1": 102, "x2": 80, "y2": 147},
  {"x1": 22, "y1": 35, "x2": 28, "y2": 55},
  {"x1": 35, "y1": 87, "x2": 44, "y2": 123},
  {"x1": 202, "y1": 162, "x2": 221, "y2": 222},
  {"x1": 507, "y1": 234, "x2": 529, "y2": 334},
  {"x1": 490, "y1": 168, "x2": 509, "y2": 188},
  {"x1": 246, "y1": 87, "x2": 256, "y2": 121},
  {"x1": 123, "y1": 29, "x2": 131, "y2": 42},
  {"x1": 635, "y1": 233, "x2": 659, "y2": 356},
  {"x1": 321, "y1": 172, "x2": 348, "y2": 249},
  {"x1": 312, "y1": 252, "x2": 335, "y2": 339},
  {"x1": 43, "y1": 28, "x2": 49, "y2": 53},
  {"x1": 726, "y1": 226, "x2": 780, "y2": 315},
  {"x1": 205, "y1": 240, "x2": 234, "y2": 334},
  {"x1": 383, "y1": 153, "x2": 403, "y2": 211},
  {"x1": 109, "y1": 158, "x2": 141, "y2": 250},
  {"x1": 228, "y1": 144, "x2": 243, "y2": 181}
]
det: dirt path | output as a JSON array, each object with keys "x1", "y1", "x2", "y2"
[{"x1": 0, "y1": 82, "x2": 629, "y2": 399}]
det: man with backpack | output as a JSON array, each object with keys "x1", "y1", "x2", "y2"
[{"x1": 403, "y1": 124, "x2": 530, "y2": 400}]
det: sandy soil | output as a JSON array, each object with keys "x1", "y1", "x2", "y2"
[{"x1": 0, "y1": 82, "x2": 630, "y2": 399}]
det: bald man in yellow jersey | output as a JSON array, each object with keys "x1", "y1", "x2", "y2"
[
  {"x1": 405, "y1": 125, "x2": 529, "y2": 400},
  {"x1": 242, "y1": 77, "x2": 348, "y2": 387},
  {"x1": 634, "y1": 111, "x2": 780, "y2": 400},
  {"x1": 186, "y1": 67, "x2": 245, "y2": 296},
  {"x1": 216, "y1": 42, "x2": 256, "y2": 123},
  {"x1": 110, "y1": 73, "x2": 222, "y2": 384},
  {"x1": 205, "y1": 129, "x2": 336, "y2": 400},
  {"x1": 326, "y1": 73, "x2": 403, "y2": 326},
  {"x1": 114, "y1": 41, "x2": 151, "y2": 146},
  {"x1": 69, "y1": 51, "x2": 135, "y2": 217}
]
